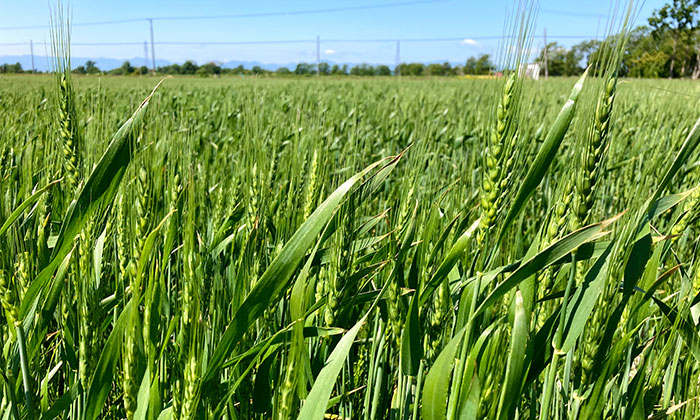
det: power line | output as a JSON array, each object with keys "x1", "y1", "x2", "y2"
[
  {"x1": 152, "y1": 0, "x2": 448, "y2": 21},
  {"x1": 0, "y1": 35, "x2": 599, "y2": 48},
  {"x1": 155, "y1": 40, "x2": 315, "y2": 46},
  {"x1": 0, "y1": 0, "x2": 447, "y2": 30},
  {"x1": 0, "y1": 3, "x2": 615, "y2": 31},
  {"x1": 540, "y1": 9, "x2": 608, "y2": 19},
  {"x1": 315, "y1": 35, "x2": 593, "y2": 43},
  {"x1": 0, "y1": 18, "x2": 146, "y2": 31}
]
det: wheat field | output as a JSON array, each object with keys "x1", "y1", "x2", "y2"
[{"x1": 2, "y1": 19, "x2": 700, "y2": 419}]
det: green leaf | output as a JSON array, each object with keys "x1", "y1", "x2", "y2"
[
  {"x1": 421, "y1": 326, "x2": 466, "y2": 420},
  {"x1": 623, "y1": 230, "x2": 652, "y2": 294},
  {"x1": 204, "y1": 156, "x2": 400, "y2": 384},
  {"x1": 496, "y1": 290, "x2": 529, "y2": 420},
  {"x1": 24, "y1": 247, "x2": 74, "y2": 341},
  {"x1": 38, "y1": 382, "x2": 79, "y2": 420},
  {"x1": 457, "y1": 358, "x2": 480, "y2": 420},
  {"x1": 84, "y1": 299, "x2": 134, "y2": 420},
  {"x1": 19, "y1": 81, "x2": 163, "y2": 331},
  {"x1": 651, "y1": 116, "x2": 700, "y2": 204},
  {"x1": 156, "y1": 407, "x2": 173, "y2": 420},
  {"x1": 652, "y1": 297, "x2": 700, "y2": 363},
  {"x1": 580, "y1": 321, "x2": 643, "y2": 418},
  {"x1": 401, "y1": 291, "x2": 421, "y2": 375},
  {"x1": 561, "y1": 242, "x2": 613, "y2": 352},
  {"x1": 458, "y1": 324, "x2": 497, "y2": 420},
  {"x1": 52, "y1": 81, "x2": 163, "y2": 263},
  {"x1": 296, "y1": 282, "x2": 388, "y2": 420},
  {"x1": 252, "y1": 355, "x2": 274, "y2": 413},
  {"x1": 134, "y1": 366, "x2": 151, "y2": 420},
  {"x1": 498, "y1": 69, "x2": 587, "y2": 241},
  {"x1": 136, "y1": 210, "x2": 176, "y2": 291},
  {"x1": 0, "y1": 178, "x2": 61, "y2": 237},
  {"x1": 647, "y1": 188, "x2": 699, "y2": 223},
  {"x1": 474, "y1": 215, "x2": 619, "y2": 318},
  {"x1": 420, "y1": 218, "x2": 480, "y2": 306},
  {"x1": 223, "y1": 326, "x2": 344, "y2": 368}
]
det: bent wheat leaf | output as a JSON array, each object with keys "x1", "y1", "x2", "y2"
[
  {"x1": 0, "y1": 178, "x2": 61, "y2": 237},
  {"x1": 499, "y1": 69, "x2": 588, "y2": 241},
  {"x1": 19, "y1": 80, "x2": 164, "y2": 327},
  {"x1": 84, "y1": 299, "x2": 134, "y2": 420},
  {"x1": 297, "y1": 281, "x2": 389, "y2": 420},
  {"x1": 204, "y1": 155, "x2": 400, "y2": 384},
  {"x1": 474, "y1": 214, "x2": 620, "y2": 318},
  {"x1": 421, "y1": 326, "x2": 466, "y2": 420},
  {"x1": 561, "y1": 241, "x2": 614, "y2": 352},
  {"x1": 496, "y1": 290, "x2": 529, "y2": 420},
  {"x1": 420, "y1": 218, "x2": 480, "y2": 306}
]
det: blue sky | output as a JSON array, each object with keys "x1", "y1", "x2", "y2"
[{"x1": 0, "y1": 0, "x2": 667, "y2": 66}]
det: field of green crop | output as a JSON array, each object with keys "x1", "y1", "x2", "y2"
[{"x1": 2, "y1": 67, "x2": 700, "y2": 420}]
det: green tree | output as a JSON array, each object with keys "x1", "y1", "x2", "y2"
[
  {"x1": 396, "y1": 62, "x2": 424, "y2": 76},
  {"x1": 474, "y1": 54, "x2": 492, "y2": 75},
  {"x1": 294, "y1": 63, "x2": 314, "y2": 75},
  {"x1": 109, "y1": 61, "x2": 134, "y2": 75},
  {"x1": 121, "y1": 60, "x2": 134, "y2": 75},
  {"x1": 571, "y1": 40, "x2": 601, "y2": 69},
  {"x1": 181, "y1": 60, "x2": 198, "y2": 75},
  {"x1": 375, "y1": 65, "x2": 391, "y2": 76},
  {"x1": 622, "y1": 26, "x2": 665, "y2": 77},
  {"x1": 648, "y1": 0, "x2": 699, "y2": 78},
  {"x1": 425, "y1": 62, "x2": 452, "y2": 76},
  {"x1": 85, "y1": 60, "x2": 100, "y2": 74},
  {"x1": 464, "y1": 56, "x2": 478, "y2": 75},
  {"x1": 330, "y1": 64, "x2": 346, "y2": 75},
  {"x1": 196, "y1": 62, "x2": 221, "y2": 77},
  {"x1": 537, "y1": 43, "x2": 581, "y2": 76},
  {"x1": 318, "y1": 62, "x2": 331, "y2": 75},
  {"x1": 157, "y1": 63, "x2": 181, "y2": 75},
  {"x1": 350, "y1": 63, "x2": 375, "y2": 76}
]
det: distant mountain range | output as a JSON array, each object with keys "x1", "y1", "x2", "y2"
[{"x1": 0, "y1": 54, "x2": 463, "y2": 72}]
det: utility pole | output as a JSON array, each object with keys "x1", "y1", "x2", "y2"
[
  {"x1": 149, "y1": 19, "x2": 156, "y2": 74},
  {"x1": 543, "y1": 27, "x2": 548, "y2": 80},
  {"x1": 143, "y1": 41, "x2": 149, "y2": 73},
  {"x1": 316, "y1": 35, "x2": 321, "y2": 76},
  {"x1": 395, "y1": 40, "x2": 401, "y2": 76},
  {"x1": 29, "y1": 40, "x2": 35, "y2": 73}
]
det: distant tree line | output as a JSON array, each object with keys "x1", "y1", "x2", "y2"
[
  {"x1": 0, "y1": 62, "x2": 25, "y2": 73},
  {"x1": 0, "y1": 53, "x2": 495, "y2": 77},
  {"x1": 151, "y1": 56, "x2": 494, "y2": 77}
]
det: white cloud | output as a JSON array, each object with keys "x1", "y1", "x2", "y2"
[
  {"x1": 460, "y1": 39, "x2": 479, "y2": 46},
  {"x1": 324, "y1": 49, "x2": 336, "y2": 55}
]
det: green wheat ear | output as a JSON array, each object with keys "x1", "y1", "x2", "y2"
[
  {"x1": 572, "y1": 2, "x2": 636, "y2": 390},
  {"x1": 51, "y1": 3, "x2": 81, "y2": 194},
  {"x1": 575, "y1": 74, "x2": 617, "y2": 226},
  {"x1": 480, "y1": 72, "x2": 516, "y2": 233},
  {"x1": 0, "y1": 268, "x2": 18, "y2": 327}
]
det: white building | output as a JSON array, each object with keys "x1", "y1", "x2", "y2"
[{"x1": 519, "y1": 63, "x2": 541, "y2": 80}]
